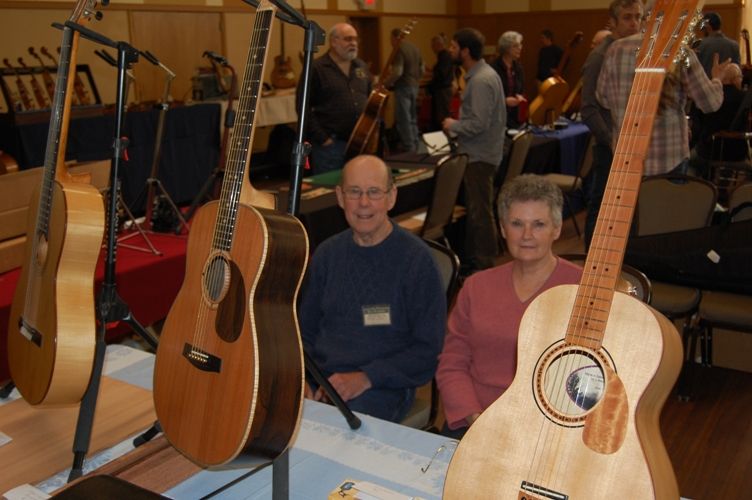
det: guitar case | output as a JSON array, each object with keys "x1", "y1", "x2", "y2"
[{"x1": 625, "y1": 217, "x2": 752, "y2": 294}]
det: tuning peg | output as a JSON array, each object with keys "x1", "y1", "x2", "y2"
[{"x1": 95, "y1": 10, "x2": 104, "y2": 20}]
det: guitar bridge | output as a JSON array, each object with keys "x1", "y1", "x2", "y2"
[
  {"x1": 182, "y1": 343, "x2": 221, "y2": 373},
  {"x1": 519, "y1": 481, "x2": 568, "y2": 500},
  {"x1": 18, "y1": 318, "x2": 42, "y2": 347}
]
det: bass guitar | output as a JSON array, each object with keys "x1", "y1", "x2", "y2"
[
  {"x1": 528, "y1": 31, "x2": 583, "y2": 126},
  {"x1": 345, "y1": 19, "x2": 416, "y2": 159},
  {"x1": 153, "y1": 0, "x2": 309, "y2": 468},
  {"x1": 443, "y1": 2, "x2": 694, "y2": 497},
  {"x1": 7, "y1": 0, "x2": 105, "y2": 406}
]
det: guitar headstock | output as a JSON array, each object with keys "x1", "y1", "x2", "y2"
[
  {"x1": 68, "y1": 0, "x2": 104, "y2": 25},
  {"x1": 398, "y1": 19, "x2": 418, "y2": 41},
  {"x1": 742, "y1": 28, "x2": 750, "y2": 42},
  {"x1": 638, "y1": 0, "x2": 703, "y2": 71}
]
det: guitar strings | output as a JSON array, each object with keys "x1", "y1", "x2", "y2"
[
  {"x1": 192, "y1": 7, "x2": 272, "y2": 354},
  {"x1": 524, "y1": 15, "x2": 673, "y2": 489}
]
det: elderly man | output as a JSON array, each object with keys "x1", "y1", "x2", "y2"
[
  {"x1": 299, "y1": 155, "x2": 446, "y2": 422},
  {"x1": 298, "y1": 23, "x2": 371, "y2": 173}
]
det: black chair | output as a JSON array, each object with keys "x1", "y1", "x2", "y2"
[
  {"x1": 400, "y1": 239, "x2": 460, "y2": 431},
  {"x1": 559, "y1": 253, "x2": 652, "y2": 304}
]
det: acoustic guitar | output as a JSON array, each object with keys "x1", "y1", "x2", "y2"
[
  {"x1": 443, "y1": 2, "x2": 694, "y2": 497},
  {"x1": 271, "y1": 22, "x2": 296, "y2": 89},
  {"x1": 153, "y1": 0, "x2": 309, "y2": 468},
  {"x1": 7, "y1": 0, "x2": 105, "y2": 406},
  {"x1": 29, "y1": 47, "x2": 57, "y2": 103},
  {"x1": 3, "y1": 58, "x2": 35, "y2": 111},
  {"x1": 528, "y1": 31, "x2": 583, "y2": 126},
  {"x1": 345, "y1": 19, "x2": 417, "y2": 159},
  {"x1": 17, "y1": 57, "x2": 50, "y2": 109}
]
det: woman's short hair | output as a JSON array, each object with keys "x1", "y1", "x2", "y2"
[
  {"x1": 497, "y1": 31, "x2": 523, "y2": 55},
  {"x1": 498, "y1": 174, "x2": 563, "y2": 227}
]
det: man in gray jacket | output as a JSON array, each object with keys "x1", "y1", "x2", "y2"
[{"x1": 443, "y1": 28, "x2": 506, "y2": 273}]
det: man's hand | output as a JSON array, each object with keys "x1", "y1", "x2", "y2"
[
  {"x1": 314, "y1": 371, "x2": 372, "y2": 402},
  {"x1": 442, "y1": 117, "x2": 456, "y2": 135},
  {"x1": 711, "y1": 53, "x2": 732, "y2": 81},
  {"x1": 322, "y1": 137, "x2": 334, "y2": 147}
]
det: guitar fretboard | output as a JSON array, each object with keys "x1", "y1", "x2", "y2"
[{"x1": 212, "y1": 7, "x2": 273, "y2": 252}]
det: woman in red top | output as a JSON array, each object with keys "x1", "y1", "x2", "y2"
[{"x1": 437, "y1": 174, "x2": 582, "y2": 437}]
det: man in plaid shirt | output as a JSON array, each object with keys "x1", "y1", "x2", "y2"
[{"x1": 596, "y1": 33, "x2": 728, "y2": 176}]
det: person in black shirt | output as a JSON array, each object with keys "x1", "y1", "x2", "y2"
[
  {"x1": 491, "y1": 31, "x2": 525, "y2": 129},
  {"x1": 427, "y1": 33, "x2": 454, "y2": 131},
  {"x1": 298, "y1": 23, "x2": 372, "y2": 174},
  {"x1": 536, "y1": 29, "x2": 563, "y2": 83}
]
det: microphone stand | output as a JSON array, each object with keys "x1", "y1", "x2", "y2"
[
  {"x1": 183, "y1": 52, "x2": 237, "y2": 225},
  {"x1": 121, "y1": 50, "x2": 189, "y2": 235},
  {"x1": 62, "y1": 21, "x2": 159, "y2": 482},
  {"x1": 92, "y1": 47, "x2": 161, "y2": 255}
]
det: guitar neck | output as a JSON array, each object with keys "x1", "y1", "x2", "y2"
[
  {"x1": 567, "y1": 70, "x2": 667, "y2": 349},
  {"x1": 36, "y1": 26, "x2": 79, "y2": 237},
  {"x1": 213, "y1": 3, "x2": 275, "y2": 251}
]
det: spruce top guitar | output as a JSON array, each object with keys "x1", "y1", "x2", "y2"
[
  {"x1": 7, "y1": 0, "x2": 105, "y2": 406},
  {"x1": 270, "y1": 22, "x2": 296, "y2": 89},
  {"x1": 443, "y1": 2, "x2": 697, "y2": 498},
  {"x1": 345, "y1": 19, "x2": 416, "y2": 159},
  {"x1": 528, "y1": 31, "x2": 583, "y2": 126},
  {"x1": 153, "y1": 0, "x2": 309, "y2": 468}
]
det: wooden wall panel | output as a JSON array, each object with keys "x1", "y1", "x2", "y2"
[{"x1": 129, "y1": 11, "x2": 223, "y2": 103}]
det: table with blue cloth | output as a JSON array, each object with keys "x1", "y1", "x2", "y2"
[
  {"x1": 0, "y1": 103, "x2": 221, "y2": 212},
  {"x1": 525, "y1": 120, "x2": 591, "y2": 175}
]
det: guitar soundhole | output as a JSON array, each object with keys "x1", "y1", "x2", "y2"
[
  {"x1": 533, "y1": 342, "x2": 614, "y2": 427},
  {"x1": 203, "y1": 254, "x2": 231, "y2": 305}
]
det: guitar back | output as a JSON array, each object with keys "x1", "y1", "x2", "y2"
[{"x1": 444, "y1": 285, "x2": 681, "y2": 499}]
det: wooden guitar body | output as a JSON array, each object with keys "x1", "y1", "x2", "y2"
[
  {"x1": 444, "y1": 285, "x2": 682, "y2": 499},
  {"x1": 271, "y1": 55, "x2": 296, "y2": 89},
  {"x1": 8, "y1": 180, "x2": 104, "y2": 405},
  {"x1": 345, "y1": 87, "x2": 388, "y2": 159},
  {"x1": 528, "y1": 76, "x2": 570, "y2": 125},
  {"x1": 153, "y1": 200, "x2": 308, "y2": 467}
]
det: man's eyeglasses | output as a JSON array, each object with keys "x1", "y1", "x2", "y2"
[
  {"x1": 334, "y1": 36, "x2": 359, "y2": 43},
  {"x1": 341, "y1": 186, "x2": 392, "y2": 201}
]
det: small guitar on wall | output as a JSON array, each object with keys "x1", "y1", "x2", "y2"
[
  {"x1": 3, "y1": 58, "x2": 35, "y2": 111},
  {"x1": 270, "y1": 21, "x2": 296, "y2": 89},
  {"x1": 443, "y1": 1, "x2": 696, "y2": 497},
  {"x1": 7, "y1": 0, "x2": 105, "y2": 406},
  {"x1": 153, "y1": 0, "x2": 309, "y2": 468},
  {"x1": 29, "y1": 46, "x2": 57, "y2": 103}
]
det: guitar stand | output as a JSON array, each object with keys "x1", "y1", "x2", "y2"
[
  {"x1": 183, "y1": 58, "x2": 238, "y2": 226},
  {"x1": 62, "y1": 23, "x2": 160, "y2": 482}
]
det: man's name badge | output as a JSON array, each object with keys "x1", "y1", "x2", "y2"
[{"x1": 362, "y1": 305, "x2": 391, "y2": 326}]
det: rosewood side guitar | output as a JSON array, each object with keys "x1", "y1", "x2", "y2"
[
  {"x1": 7, "y1": 0, "x2": 105, "y2": 406},
  {"x1": 443, "y1": 2, "x2": 696, "y2": 498},
  {"x1": 345, "y1": 19, "x2": 416, "y2": 159},
  {"x1": 528, "y1": 31, "x2": 583, "y2": 126},
  {"x1": 153, "y1": 0, "x2": 309, "y2": 468}
]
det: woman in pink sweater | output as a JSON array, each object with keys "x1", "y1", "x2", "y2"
[{"x1": 436, "y1": 174, "x2": 582, "y2": 436}]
